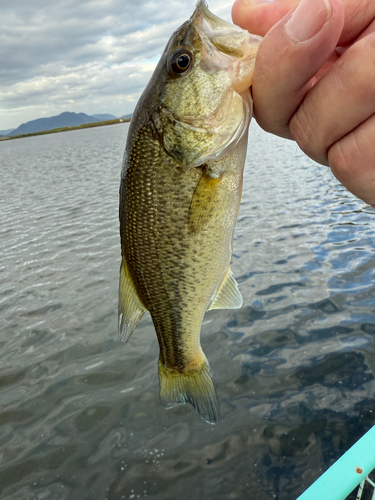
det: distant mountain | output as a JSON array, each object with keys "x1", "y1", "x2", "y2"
[
  {"x1": 0, "y1": 128, "x2": 15, "y2": 135},
  {"x1": 92, "y1": 113, "x2": 117, "y2": 121},
  {"x1": 9, "y1": 112, "x2": 103, "y2": 136},
  {"x1": 121, "y1": 113, "x2": 133, "y2": 120}
]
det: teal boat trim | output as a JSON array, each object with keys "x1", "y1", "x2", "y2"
[{"x1": 296, "y1": 426, "x2": 375, "y2": 500}]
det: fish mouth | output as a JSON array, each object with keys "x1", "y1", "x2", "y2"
[
  {"x1": 192, "y1": 0, "x2": 237, "y2": 38},
  {"x1": 192, "y1": 0, "x2": 261, "y2": 93}
]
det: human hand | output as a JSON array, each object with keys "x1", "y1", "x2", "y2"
[{"x1": 232, "y1": 0, "x2": 375, "y2": 205}]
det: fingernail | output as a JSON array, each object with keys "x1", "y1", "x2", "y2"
[{"x1": 286, "y1": 0, "x2": 331, "y2": 42}]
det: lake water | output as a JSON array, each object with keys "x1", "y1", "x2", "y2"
[{"x1": 1, "y1": 122, "x2": 375, "y2": 500}]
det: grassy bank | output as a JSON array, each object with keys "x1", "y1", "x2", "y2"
[{"x1": 0, "y1": 118, "x2": 131, "y2": 141}]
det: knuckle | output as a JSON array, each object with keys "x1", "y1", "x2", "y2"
[
  {"x1": 328, "y1": 129, "x2": 369, "y2": 184},
  {"x1": 337, "y1": 35, "x2": 375, "y2": 96},
  {"x1": 328, "y1": 141, "x2": 354, "y2": 185},
  {"x1": 289, "y1": 99, "x2": 328, "y2": 165},
  {"x1": 328, "y1": 129, "x2": 375, "y2": 205},
  {"x1": 288, "y1": 33, "x2": 375, "y2": 167},
  {"x1": 289, "y1": 111, "x2": 311, "y2": 154}
]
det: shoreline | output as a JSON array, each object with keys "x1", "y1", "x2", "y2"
[{"x1": 0, "y1": 118, "x2": 131, "y2": 141}]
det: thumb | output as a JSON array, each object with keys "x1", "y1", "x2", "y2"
[
  {"x1": 232, "y1": 0, "x2": 299, "y2": 36},
  {"x1": 251, "y1": 0, "x2": 344, "y2": 139}
]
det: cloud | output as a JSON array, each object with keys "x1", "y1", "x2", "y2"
[{"x1": 0, "y1": 0, "x2": 234, "y2": 128}]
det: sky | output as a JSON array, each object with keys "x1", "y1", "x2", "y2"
[{"x1": 0, "y1": 0, "x2": 234, "y2": 130}]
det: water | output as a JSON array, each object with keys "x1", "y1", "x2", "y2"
[{"x1": 0, "y1": 122, "x2": 374, "y2": 500}]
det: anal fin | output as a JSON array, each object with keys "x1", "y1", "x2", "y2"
[
  {"x1": 118, "y1": 259, "x2": 146, "y2": 344},
  {"x1": 208, "y1": 269, "x2": 243, "y2": 310}
]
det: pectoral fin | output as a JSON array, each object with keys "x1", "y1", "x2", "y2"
[
  {"x1": 188, "y1": 169, "x2": 225, "y2": 234},
  {"x1": 208, "y1": 269, "x2": 243, "y2": 310},
  {"x1": 118, "y1": 259, "x2": 147, "y2": 344}
]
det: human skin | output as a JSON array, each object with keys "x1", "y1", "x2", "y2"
[{"x1": 232, "y1": 0, "x2": 375, "y2": 205}]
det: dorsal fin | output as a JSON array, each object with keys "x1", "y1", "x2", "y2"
[
  {"x1": 118, "y1": 259, "x2": 147, "y2": 344},
  {"x1": 208, "y1": 269, "x2": 243, "y2": 310}
]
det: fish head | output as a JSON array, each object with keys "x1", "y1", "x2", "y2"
[{"x1": 143, "y1": 0, "x2": 262, "y2": 169}]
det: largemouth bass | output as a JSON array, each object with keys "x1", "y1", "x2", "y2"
[{"x1": 119, "y1": 0, "x2": 261, "y2": 423}]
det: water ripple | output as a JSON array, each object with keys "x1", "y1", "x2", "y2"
[{"x1": 0, "y1": 123, "x2": 374, "y2": 500}]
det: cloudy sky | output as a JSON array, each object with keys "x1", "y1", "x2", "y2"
[{"x1": 0, "y1": 0, "x2": 234, "y2": 130}]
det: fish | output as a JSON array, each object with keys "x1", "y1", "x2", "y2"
[{"x1": 119, "y1": 0, "x2": 261, "y2": 424}]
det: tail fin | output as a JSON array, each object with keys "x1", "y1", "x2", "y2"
[{"x1": 158, "y1": 359, "x2": 219, "y2": 424}]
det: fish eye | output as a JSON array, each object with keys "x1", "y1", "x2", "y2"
[{"x1": 170, "y1": 49, "x2": 193, "y2": 74}]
